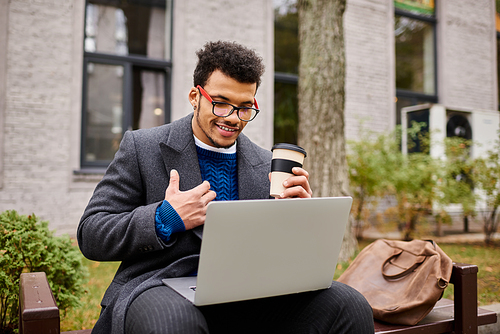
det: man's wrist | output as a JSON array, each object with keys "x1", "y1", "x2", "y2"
[{"x1": 155, "y1": 200, "x2": 186, "y2": 242}]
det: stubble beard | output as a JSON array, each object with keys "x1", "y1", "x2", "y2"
[{"x1": 195, "y1": 105, "x2": 238, "y2": 149}]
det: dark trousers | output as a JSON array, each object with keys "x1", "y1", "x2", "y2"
[{"x1": 125, "y1": 281, "x2": 374, "y2": 334}]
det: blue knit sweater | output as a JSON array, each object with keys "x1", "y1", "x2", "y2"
[{"x1": 155, "y1": 145, "x2": 238, "y2": 242}]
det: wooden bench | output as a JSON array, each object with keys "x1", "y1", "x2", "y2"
[
  {"x1": 19, "y1": 263, "x2": 497, "y2": 334},
  {"x1": 373, "y1": 263, "x2": 497, "y2": 333}
]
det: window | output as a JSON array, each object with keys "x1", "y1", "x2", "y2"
[
  {"x1": 394, "y1": 0, "x2": 437, "y2": 125},
  {"x1": 274, "y1": 0, "x2": 299, "y2": 145},
  {"x1": 82, "y1": 0, "x2": 172, "y2": 168}
]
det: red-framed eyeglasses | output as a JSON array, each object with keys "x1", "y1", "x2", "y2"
[{"x1": 197, "y1": 85, "x2": 260, "y2": 122}]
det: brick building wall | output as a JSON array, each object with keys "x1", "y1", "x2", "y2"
[
  {"x1": 344, "y1": 0, "x2": 498, "y2": 140},
  {"x1": 0, "y1": 0, "x2": 87, "y2": 235},
  {"x1": 437, "y1": 0, "x2": 498, "y2": 110},
  {"x1": 0, "y1": 0, "x2": 274, "y2": 235},
  {"x1": 170, "y1": 0, "x2": 275, "y2": 150},
  {"x1": 0, "y1": 0, "x2": 498, "y2": 235},
  {"x1": 344, "y1": 0, "x2": 395, "y2": 140}
]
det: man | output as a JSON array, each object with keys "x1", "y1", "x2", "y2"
[{"x1": 78, "y1": 41, "x2": 374, "y2": 334}]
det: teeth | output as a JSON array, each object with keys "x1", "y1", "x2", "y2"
[{"x1": 219, "y1": 125, "x2": 236, "y2": 132}]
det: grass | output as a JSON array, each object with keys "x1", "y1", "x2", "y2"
[
  {"x1": 60, "y1": 259, "x2": 120, "y2": 331},
  {"x1": 60, "y1": 239, "x2": 500, "y2": 331},
  {"x1": 439, "y1": 242, "x2": 500, "y2": 305}
]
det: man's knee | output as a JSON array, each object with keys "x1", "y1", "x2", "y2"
[
  {"x1": 326, "y1": 281, "x2": 374, "y2": 333},
  {"x1": 125, "y1": 286, "x2": 208, "y2": 334}
]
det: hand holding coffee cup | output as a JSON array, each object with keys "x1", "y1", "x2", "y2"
[{"x1": 270, "y1": 143, "x2": 307, "y2": 198}]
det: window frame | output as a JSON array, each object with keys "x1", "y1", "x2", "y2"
[
  {"x1": 395, "y1": 5, "x2": 438, "y2": 125},
  {"x1": 81, "y1": 56, "x2": 128, "y2": 168},
  {"x1": 275, "y1": 72, "x2": 298, "y2": 85},
  {"x1": 80, "y1": 1, "x2": 172, "y2": 169}
]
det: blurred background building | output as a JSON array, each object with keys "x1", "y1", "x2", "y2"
[{"x1": 0, "y1": 0, "x2": 499, "y2": 234}]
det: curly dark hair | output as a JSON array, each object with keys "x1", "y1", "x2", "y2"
[{"x1": 193, "y1": 41, "x2": 265, "y2": 90}]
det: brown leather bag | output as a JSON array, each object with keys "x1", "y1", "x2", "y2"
[{"x1": 337, "y1": 239, "x2": 453, "y2": 325}]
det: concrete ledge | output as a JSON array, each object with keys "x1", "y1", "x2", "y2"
[{"x1": 479, "y1": 303, "x2": 500, "y2": 334}]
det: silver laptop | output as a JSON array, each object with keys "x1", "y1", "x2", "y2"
[{"x1": 162, "y1": 196, "x2": 352, "y2": 306}]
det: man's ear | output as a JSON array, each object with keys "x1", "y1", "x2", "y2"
[{"x1": 188, "y1": 87, "x2": 198, "y2": 108}]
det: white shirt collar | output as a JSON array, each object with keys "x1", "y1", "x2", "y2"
[{"x1": 193, "y1": 135, "x2": 237, "y2": 154}]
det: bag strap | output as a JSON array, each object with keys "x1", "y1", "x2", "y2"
[{"x1": 382, "y1": 249, "x2": 426, "y2": 280}]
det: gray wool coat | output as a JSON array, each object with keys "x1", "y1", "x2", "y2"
[{"x1": 77, "y1": 113, "x2": 272, "y2": 334}]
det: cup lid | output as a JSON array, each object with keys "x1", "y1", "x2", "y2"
[{"x1": 271, "y1": 143, "x2": 307, "y2": 157}]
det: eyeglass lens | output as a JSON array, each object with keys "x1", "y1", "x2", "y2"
[{"x1": 213, "y1": 103, "x2": 257, "y2": 121}]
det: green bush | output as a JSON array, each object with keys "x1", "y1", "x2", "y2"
[{"x1": 0, "y1": 210, "x2": 88, "y2": 333}]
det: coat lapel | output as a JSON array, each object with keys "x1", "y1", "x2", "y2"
[
  {"x1": 158, "y1": 114, "x2": 204, "y2": 239},
  {"x1": 158, "y1": 113, "x2": 203, "y2": 192},
  {"x1": 237, "y1": 134, "x2": 272, "y2": 200},
  {"x1": 158, "y1": 114, "x2": 271, "y2": 240}
]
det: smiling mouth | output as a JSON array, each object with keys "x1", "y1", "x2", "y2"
[{"x1": 217, "y1": 124, "x2": 238, "y2": 132}]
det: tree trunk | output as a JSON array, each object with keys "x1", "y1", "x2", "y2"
[
  {"x1": 298, "y1": 0, "x2": 356, "y2": 262},
  {"x1": 484, "y1": 206, "x2": 498, "y2": 245},
  {"x1": 355, "y1": 193, "x2": 365, "y2": 239}
]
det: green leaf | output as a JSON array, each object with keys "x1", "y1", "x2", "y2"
[{"x1": 0, "y1": 210, "x2": 88, "y2": 331}]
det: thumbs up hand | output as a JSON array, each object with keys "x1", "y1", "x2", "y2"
[{"x1": 164, "y1": 169, "x2": 217, "y2": 230}]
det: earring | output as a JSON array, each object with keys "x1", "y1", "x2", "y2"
[{"x1": 193, "y1": 105, "x2": 197, "y2": 110}]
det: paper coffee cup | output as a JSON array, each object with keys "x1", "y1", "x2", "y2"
[{"x1": 270, "y1": 143, "x2": 307, "y2": 198}]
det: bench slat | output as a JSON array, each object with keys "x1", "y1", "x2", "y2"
[
  {"x1": 374, "y1": 299, "x2": 497, "y2": 333},
  {"x1": 20, "y1": 263, "x2": 498, "y2": 334},
  {"x1": 19, "y1": 272, "x2": 60, "y2": 334}
]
